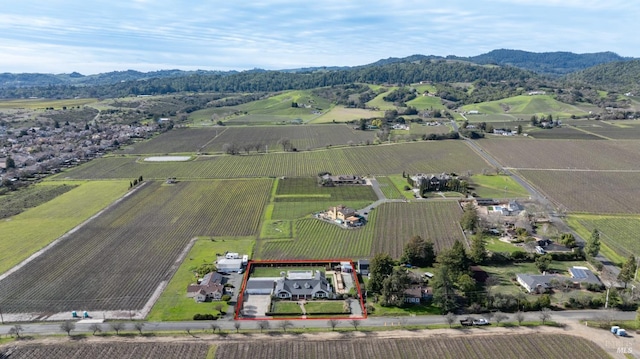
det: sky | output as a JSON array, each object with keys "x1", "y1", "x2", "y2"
[{"x1": 1, "y1": 0, "x2": 638, "y2": 74}]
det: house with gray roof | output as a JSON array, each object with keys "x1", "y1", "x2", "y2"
[
  {"x1": 516, "y1": 273, "x2": 556, "y2": 294},
  {"x1": 274, "y1": 270, "x2": 335, "y2": 300}
]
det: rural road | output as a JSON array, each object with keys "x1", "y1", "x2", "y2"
[
  {"x1": 0, "y1": 309, "x2": 634, "y2": 336},
  {"x1": 455, "y1": 117, "x2": 622, "y2": 284}
]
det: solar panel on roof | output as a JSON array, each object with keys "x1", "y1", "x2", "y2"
[{"x1": 570, "y1": 267, "x2": 588, "y2": 279}]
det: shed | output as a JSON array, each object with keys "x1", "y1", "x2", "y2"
[
  {"x1": 217, "y1": 258, "x2": 243, "y2": 272},
  {"x1": 357, "y1": 259, "x2": 370, "y2": 275}
]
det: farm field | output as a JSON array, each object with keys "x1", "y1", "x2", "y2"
[
  {"x1": 257, "y1": 216, "x2": 375, "y2": 259},
  {"x1": 146, "y1": 237, "x2": 254, "y2": 321},
  {"x1": 0, "y1": 180, "x2": 129, "y2": 275},
  {"x1": 0, "y1": 182, "x2": 77, "y2": 219},
  {"x1": 517, "y1": 170, "x2": 640, "y2": 214},
  {"x1": 2, "y1": 343, "x2": 211, "y2": 359},
  {"x1": 202, "y1": 125, "x2": 376, "y2": 153},
  {"x1": 0, "y1": 180, "x2": 271, "y2": 313},
  {"x1": 463, "y1": 114, "x2": 521, "y2": 122},
  {"x1": 0, "y1": 98, "x2": 98, "y2": 109},
  {"x1": 270, "y1": 201, "x2": 372, "y2": 221},
  {"x1": 523, "y1": 127, "x2": 603, "y2": 140},
  {"x1": 371, "y1": 201, "x2": 464, "y2": 256},
  {"x1": 470, "y1": 174, "x2": 529, "y2": 198},
  {"x1": 375, "y1": 176, "x2": 405, "y2": 199},
  {"x1": 214, "y1": 334, "x2": 607, "y2": 359},
  {"x1": 460, "y1": 95, "x2": 589, "y2": 117},
  {"x1": 366, "y1": 89, "x2": 398, "y2": 110},
  {"x1": 566, "y1": 119, "x2": 640, "y2": 139},
  {"x1": 408, "y1": 123, "x2": 452, "y2": 135},
  {"x1": 477, "y1": 138, "x2": 640, "y2": 170},
  {"x1": 58, "y1": 141, "x2": 489, "y2": 180},
  {"x1": 122, "y1": 127, "x2": 225, "y2": 154},
  {"x1": 310, "y1": 106, "x2": 384, "y2": 123},
  {"x1": 568, "y1": 214, "x2": 640, "y2": 260},
  {"x1": 275, "y1": 177, "x2": 377, "y2": 201},
  {"x1": 258, "y1": 201, "x2": 464, "y2": 260}
]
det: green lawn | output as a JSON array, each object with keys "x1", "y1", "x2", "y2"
[
  {"x1": 470, "y1": 174, "x2": 529, "y2": 198},
  {"x1": 260, "y1": 220, "x2": 292, "y2": 239},
  {"x1": 485, "y1": 237, "x2": 522, "y2": 253},
  {"x1": 386, "y1": 174, "x2": 415, "y2": 199},
  {"x1": 0, "y1": 180, "x2": 129, "y2": 275},
  {"x1": 304, "y1": 301, "x2": 348, "y2": 314},
  {"x1": 376, "y1": 176, "x2": 404, "y2": 199},
  {"x1": 272, "y1": 301, "x2": 303, "y2": 314},
  {"x1": 146, "y1": 237, "x2": 255, "y2": 321}
]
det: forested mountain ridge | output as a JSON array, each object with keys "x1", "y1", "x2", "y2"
[
  {"x1": 1, "y1": 49, "x2": 632, "y2": 91},
  {"x1": 0, "y1": 60, "x2": 538, "y2": 99},
  {"x1": 454, "y1": 49, "x2": 630, "y2": 77},
  {"x1": 564, "y1": 60, "x2": 640, "y2": 91}
]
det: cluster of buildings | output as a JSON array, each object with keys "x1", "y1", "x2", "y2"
[
  {"x1": 0, "y1": 119, "x2": 159, "y2": 184},
  {"x1": 516, "y1": 266, "x2": 603, "y2": 294},
  {"x1": 245, "y1": 270, "x2": 336, "y2": 300}
]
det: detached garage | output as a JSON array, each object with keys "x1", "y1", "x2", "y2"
[{"x1": 245, "y1": 279, "x2": 276, "y2": 295}]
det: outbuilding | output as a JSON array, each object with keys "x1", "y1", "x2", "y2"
[{"x1": 217, "y1": 258, "x2": 244, "y2": 273}]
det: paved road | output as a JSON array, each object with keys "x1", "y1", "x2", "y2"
[
  {"x1": 0, "y1": 309, "x2": 634, "y2": 336},
  {"x1": 454, "y1": 118, "x2": 622, "y2": 284}
]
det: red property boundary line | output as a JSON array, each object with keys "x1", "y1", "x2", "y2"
[{"x1": 234, "y1": 259, "x2": 367, "y2": 321}]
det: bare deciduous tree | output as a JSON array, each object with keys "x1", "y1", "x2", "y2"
[
  {"x1": 494, "y1": 312, "x2": 508, "y2": 326},
  {"x1": 110, "y1": 322, "x2": 125, "y2": 335},
  {"x1": 515, "y1": 311, "x2": 525, "y2": 325},
  {"x1": 257, "y1": 321, "x2": 270, "y2": 333},
  {"x1": 89, "y1": 323, "x2": 102, "y2": 335},
  {"x1": 327, "y1": 319, "x2": 339, "y2": 331},
  {"x1": 60, "y1": 321, "x2": 76, "y2": 336},
  {"x1": 350, "y1": 319, "x2": 361, "y2": 331},
  {"x1": 539, "y1": 308, "x2": 552, "y2": 324},
  {"x1": 444, "y1": 312, "x2": 457, "y2": 328},
  {"x1": 134, "y1": 322, "x2": 145, "y2": 335},
  {"x1": 278, "y1": 320, "x2": 293, "y2": 332}
]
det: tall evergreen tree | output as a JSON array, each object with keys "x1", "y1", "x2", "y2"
[
  {"x1": 460, "y1": 202, "x2": 479, "y2": 232},
  {"x1": 585, "y1": 229, "x2": 601, "y2": 258},
  {"x1": 618, "y1": 255, "x2": 637, "y2": 288},
  {"x1": 401, "y1": 235, "x2": 435, "y2": 267}
]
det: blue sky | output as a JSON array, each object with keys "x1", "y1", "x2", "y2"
[{"x1": 1, "y1": 0, "x2": 638, "y2": 74}]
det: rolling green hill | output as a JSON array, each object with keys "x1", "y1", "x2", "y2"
[{"x1": 461, "y1": 95, "x2": 589, "y2": 117}]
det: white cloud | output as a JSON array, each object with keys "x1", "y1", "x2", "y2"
[{"x1": 0, "y1": 1, "x2": 639, "y2": 73}]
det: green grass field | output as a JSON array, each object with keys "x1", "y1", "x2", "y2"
[
  {"x1": 485, "y1": 237, "x2": 522, "y2": 253},
  {"x1": 470, "y1": 174, "x2": 529, "y2": 198},
  {"x1": 146, "y1": 237, "x2": 254, "y2": 321},
  {"x1": 272, "y1": 301, "x2": 303, "y2": 314},
  {"x1": 304, "y1": 301, "x2": 347, "y2": 314},
  {"x1": 0, "y1": 180, "x2": 129, "y2": 275},
  {"x1": 461, "y1": 95, "x2": 589, "y2": 117},
  {"x1": 376, "y1": 176, "x2": 405, "y2": 199},
  {"x1": 260, "y1": 220, "x2": 293, "y2": 239},
  {"x1": 366, "y1": 89, "x2": 398, "y2": 110},
  {"x1": 405, "y1": 95, "x2": 445, "y2": 110}
]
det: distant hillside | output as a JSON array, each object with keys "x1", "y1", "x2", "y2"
[
  {"x1": 565, "y1": 60, "x2": 640, "y2": 90},
  {"x1": 0, "y1": 49, "x2": 633, "y2": 90},
  {"x1": 0, "y1": 69, "x2": 230, "y2": 88},
  {"x1": 0, "y1": 60, "x2": 538, "y2": 99},
  {"x1": 451, "y1": 49, "x2": 630, "y2": 77}
]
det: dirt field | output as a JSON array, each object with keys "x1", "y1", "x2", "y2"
[{"x1": 0, "y1": 321, "x2": 633, "y2": 359}]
